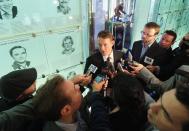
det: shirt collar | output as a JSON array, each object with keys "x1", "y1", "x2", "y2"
[
  {"x1": 102, "y1": 51, "x2": 114, "y2": 63},
  {"x1": 143, "y1": 42, "x2": 153, "y2": 48}
]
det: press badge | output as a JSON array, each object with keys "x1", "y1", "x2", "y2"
[{"x1": 144, "y1": 56, "x2": 154, "y2": 65}]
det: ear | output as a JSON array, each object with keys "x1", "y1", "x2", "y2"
[
  {"x1": 112, "y1": 39, "x2": 115, "y2": 46},
  {"x1": 61, "y1": 104, "x2": 72, "y2": 116}
]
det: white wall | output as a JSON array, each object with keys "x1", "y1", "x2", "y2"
[{"x1": 130, "y1": 0, "x2": 152, "y2": 49}]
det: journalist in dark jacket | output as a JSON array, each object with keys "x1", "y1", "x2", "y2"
[
  {"x1": 0, "y1": 68, "x2": 37, "y2": 112},
  {"x1": 109, "y1": 73, "x2": 147, "y2": 131}
]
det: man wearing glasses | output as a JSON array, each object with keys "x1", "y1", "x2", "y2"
[{"x1": 131, "y1": 22, "x2": 166, "y2": 67}]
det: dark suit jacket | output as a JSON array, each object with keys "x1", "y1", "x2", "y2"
[
  {"x1": 158, "y1": 47, "x2": 189, "y2": 80},
  {"x1": 109, "y1": 108, "x2": 147, "y2": 131},
  {"x1": 131, "y1": 40, "x2": 167, "y2": 66},
  {"x1": 84, "y1": 50, "x2": 124, "y2": 80},
  {"x1": 0, "y1": 95, "x2": 32, "y2": 112}
]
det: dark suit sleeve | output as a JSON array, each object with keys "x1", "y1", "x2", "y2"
[
  {"x1": 0, "y1": 99, "x2": 34, "y2": 131},
  {"x1": 131, "y1": 41, "x2": 142, "y2": 62},
  {"x1": 131, "y1": 42, "x2": 136, "y2": 55}
]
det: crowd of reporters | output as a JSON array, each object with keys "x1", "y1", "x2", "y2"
[{"x1": 0, "y1": 22, "x2": 189, "y2": 131}]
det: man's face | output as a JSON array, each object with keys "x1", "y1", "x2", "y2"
[
  {"x1": 61, "y1": 80, "x2": 82, "y2": 112},
  {"x1": 141, "y1": 27, "x2": 157, "y2": 44},
  {"x1": 159, "y1": 33, "x2": 174, "y2": 49},
  {"x1": 12, "y1": 48, "x2": 27, "y2": 63},
  {"x1": 148, "y1": 89, "x2": 189, "y2": 131},
  {"x1": 98, "y1": 37, "x2": 114, "y2": 56},
  {"x1": 63, "y1": 38, "x2": 72, "y2": 50}
]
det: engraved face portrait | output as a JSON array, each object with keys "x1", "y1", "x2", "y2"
[
  {"x1": 62, "y1": 35, "x2": 75, "y2": 55},
  {"x1": 9, "y1": 46, "x2": 30, "y2": 70},
  {"x1": 57, "y1": 0, "x2": 71, "y2": 15},
  {"x1": 0, "y1": 0, "x2": 17, "y2": 20}
]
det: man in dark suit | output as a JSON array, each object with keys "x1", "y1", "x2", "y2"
[
  {"x1": 84, "y1": 30, "x2": 124, "y2": 80},
  {"x1": 131, "y1": 22, "x2": 166, "y2": 66},
  {"x1": 146, "y1": 30, "x2": 177, "y2": 80},
  {"x1": 147, "y1": 33, "x2": 189, "y2": 80}
]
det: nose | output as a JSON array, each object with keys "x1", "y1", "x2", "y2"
[
  {"x1": 142, "y1": 33, "x2": 147, "y2": 38},
  {"x1": 100, "y1": 45, "x2": 105, "y2": 52}
]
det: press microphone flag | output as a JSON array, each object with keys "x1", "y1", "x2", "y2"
[{"x1": 85, "y1": 64, "x2": 98, "y2": 76}]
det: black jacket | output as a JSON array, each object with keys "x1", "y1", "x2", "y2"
[
  {"x1": 131, "y1": 40, "x2": 167, "y2": 66},
  {"x1": 109, "y1": 108, "x2": 147, "y2": 131},
  {"x1": 0, "y1": 95, "x2": 32, "y2": 112},
  {"x1": 158, "y1": 47, "x2": 189, "y2": 80}
]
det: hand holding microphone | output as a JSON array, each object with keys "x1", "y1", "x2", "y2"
[
  {"x1": 70, "y1": 64, "x2": 97, "y2": 86},
  {"x1": 92, "y1": 79, "x2": 108, "y2": 92},
  {"x1": 103, "y1": 57, "x2": 117, "y2": 78},
  {"x1": 70, "y1": 74, "x2": 91, "y2": 85}
]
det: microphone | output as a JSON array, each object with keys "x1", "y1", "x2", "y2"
[
  {"x1": 85, "y1": 64, "x2": 98, "y2": 76},
  {"x1": 101, "y1": 57, "x2": 117, "y2": 79},
  {"x1": 117, "y1": 62, "x2": 124, "y2": 72},
  {"x1": 127, "y1": 51, "x2": 133, "y2": 62}
]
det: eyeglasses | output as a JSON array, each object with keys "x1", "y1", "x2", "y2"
[{"x1": 141, "y1": 31, "x2": 156, "y2": 37}]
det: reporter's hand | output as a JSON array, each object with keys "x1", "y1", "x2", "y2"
[
  {"x1": 80, "y1": 74, "x2": 92, "y2": 86},
  {"x1": 130, "y1": 62, "x2": 144, "y2": 74},
  {"x1": 122, "y1": 69, "x2": 136, "y2": 77},
  {"x1": 92, "y1": 80, "x2": 108, "y2": 92},
  {"x1": 70, "y1": 74, "x2": 92, "y2": 85},
  {"x1": 146, "y1": 65, "x2": 158, "y2": 73},
  {"x1": 70, "y1": 74, "x2": 84, "y2": 84}
]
